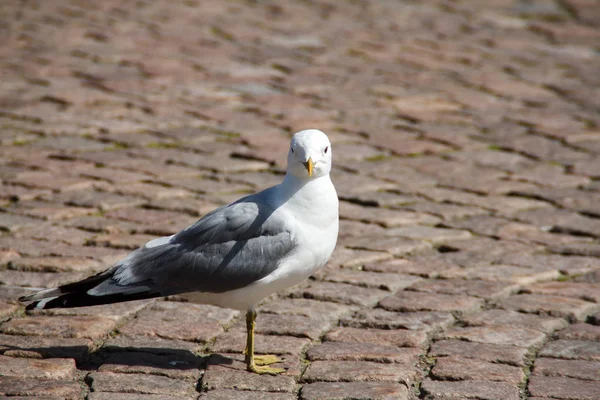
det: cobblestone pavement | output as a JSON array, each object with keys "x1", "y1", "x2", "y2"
[{"x1": 1, "y1": 0, "x2": 599, "y2": 399}]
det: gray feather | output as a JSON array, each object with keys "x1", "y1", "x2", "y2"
[{"x1": 88, "y1": 191, "x2": 295, "y2": 297}]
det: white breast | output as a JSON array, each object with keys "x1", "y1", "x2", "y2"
[{"x1": 182, "y1": 175, "x2": 339, "y2": 311}]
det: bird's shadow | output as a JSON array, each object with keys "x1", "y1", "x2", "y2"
[{"x1": 0, "y1": 343, "x2": 236, "y2": 372}]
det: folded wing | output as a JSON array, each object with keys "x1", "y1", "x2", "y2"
[{"x1": 20, "y1": 195, "x2": 296, "y2": 309}]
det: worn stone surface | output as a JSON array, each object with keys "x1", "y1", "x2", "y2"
[
  {"x1": 533, "y1": 357, "x2": 600, "y2": 381},
  {"x1": 499, "y1": 294, "x2": 600, "y2": 322},
  {"x1": 441, "y1": 326, "x2": 546, "y2": 348},
  {"x1": 461, "y1": 309, "x2": 568, "y2": 333},
  {"x1": 431, "y1": 355, "x2": 525, "y2": 384},
  {"x1": 324, "y1": 327, "x2": 428, "y2": 348},
  {"x1": 0, "y1": 377, "x2": 83, "y2": 399},
  {"x1": 302, "y1": 360, "x2": 417, "y2": 385},
  {"x1": 101, "y1": 335, "x2": 200, "y2": 355},
  {"x1": 249, "y1": 313, "x2": 334, "y2": 340},
  {"x1": 89, "y1": 393, "x2": 192, "y2": 400},
  {"x1": 421, "y1": 379, "x2": 520, "y2": 400},
  {"x1": 379, "y1": 291, "x2": 482, "y2": 313},
  {"x1": 320, "y1": 269, "x2": 422, "y2": 292},
  {"x1": 555, "y1": 323, "x2": 600, "y2": 341},
  {"x1": 306, "y1": 342, "x2": 420, "y2": 364},
  {"x1": 0, "y1": 355, "x2": 76, "y2": 380},
  {"x1": 89, "y1": 372, "x2": 197, "y2": 397},
  {"x1": 1, "y1": 0, "x2": 600, "y2": 398},
  {"x1": 200, "y1": 390, "x2": 296, "y2": 400},
  {"x1": 529, "y1": 376, "x2": 599, "y2": 399},
  {"x1": 539, "y1": 340, "x2": 600, "y2": 361},
  {"x1": 211, "y1": 330, "x2": 310, "y2": 356},
  {"x1": 292, "y1": 281, "x2": 391, "y2": 307},
  {"x1": 0, "y1": 333, "x2": 92, "y2": 362},
  {"x1": 430, "y1": 340, "x2": 528, "y2": 366},
  {"x1": 1, "y1": 315, "x2": 116, "y2": 339},
  {"x1": 202, "y1": 354, "x2": 297, "y2": 392},
  {"x1": 341, "y1": 310, "x2": 455, "y2": 332},
  {"x1": 343, "y1": 235, "x2": 433, "y2": 255},
  {"x1": 362, "y1": 258, "x2": 458, "y2": 278},
  {"x1": 0, "y1": 299, "x2": 19, "y2": 320},
  {"x1": 300, "y1": 382, "x2": 408, "y2": 400},
  {"x1": 441, "y1": 264, "x2": 560, "y2": 284},
  {"x1": 97, "y1": 352, "x2": 204, "y2": 381},
  {"x1": 408, "y1": 278, "x2": 519, "y2": 300},
  {"x1": 523, "y1": 281, "x2": 600, "y2": 303},
  {"x1": 118, "y1": 301, "x2": 237, "y2": 342},
  {"x1": 258, "y1": 298, "x2": 355, "y2": 320}
]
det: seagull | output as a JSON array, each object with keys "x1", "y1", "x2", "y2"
[{"x1": 19, "y1": 129, "x2": 339, "y2": 375}]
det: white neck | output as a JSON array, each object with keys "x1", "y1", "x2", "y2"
[{"x1": 271, "y1": 173, "x2": 336, "y2": 215}]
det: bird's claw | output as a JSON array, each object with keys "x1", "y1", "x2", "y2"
[
  {"x1": 253, "y1": 354, "x2": 282, "y2": 366},
  {"x1": 247, "y1": 362, "x2": 286, "y2": 375}
]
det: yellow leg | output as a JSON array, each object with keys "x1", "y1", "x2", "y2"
[{"x1": 245, "y1": 309, "x2": 285, "y2": 375}]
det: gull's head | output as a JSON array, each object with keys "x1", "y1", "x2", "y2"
[{"x1": 287, "y1": 129, "x2": 332, "y2": 180}]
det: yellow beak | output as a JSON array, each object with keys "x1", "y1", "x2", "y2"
[{"x1": 304, "y1": 157, "x2": 314, "y2": 177}]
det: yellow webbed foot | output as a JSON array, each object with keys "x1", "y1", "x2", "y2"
[
  {"x1": 253, "y1": 354, "x2": 282, "y2": 366},
  {"x1": 248, "y1": 362, "x2": 286, "y2": 375}
]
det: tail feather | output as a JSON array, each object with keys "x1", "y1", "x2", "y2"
[
  {"x1": 19, "y1": 267, "x2": 163, "y2": 310},
  {"x1": 18, "y1": 269, "x2": 112, "y2": 304},
  {"x1": 24, "y1": 289, "x2": 161, "y2": 310},
  {"x1": 18, "y1": 287, "x2": 63, "y2": 303}
]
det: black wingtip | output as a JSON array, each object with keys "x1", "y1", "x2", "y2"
[{"x1": 25, "y1": 290, "x2": 162, "y2": 310}]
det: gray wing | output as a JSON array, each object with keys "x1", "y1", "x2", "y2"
[{"x1": 89, "y1": 194, "x2": 296, "y2": 296}]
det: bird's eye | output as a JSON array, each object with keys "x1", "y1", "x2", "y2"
[{"x1": 324, "y1": 146, "x2": 329, "y2": 154}]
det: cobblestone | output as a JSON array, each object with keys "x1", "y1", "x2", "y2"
[
  {"x1": 342, "y1": 309, "x2": 455, "y2": 332},
  {"x1": 318, "y1": 269, "x2": 421, "y2": 292},
  {"x1": 0, "y1": 334, "x2": 92, "y2": 362},
  {"x1": 291, "y1": 281, "x2": 390, "y2": 307},
  {"x1": 89, "y1": 372, "x2": 198, "y2": 397},
  {"x1": 246, "y1": 313, "x2": 334, "y2": 340},
  {"x1": 533, "y1": 357, "x2": 600, "y2": 381},
  {"x1": 556, "y1": 323, "x2": 600, "y2": 341},
  {"x1": 420, "y1": 379, "x2": 520, "y2": 400},
  {"x1": 408, "y1": 278, "x2": 519, "y2": 300},
  {"x1": 441, "y1": 326, "x2": 546, "y2": 348},
  {"x1": 523, "y1": 281, "x2": 600, "y2": 303},
  {"x1": 499, "y1": 294, "x2": 600, "y2": 322},
  {"x1": 0, "y1": 355, "x2": 77, "y2": 380},
  {"x1": 211, "y1": 330, "x2": 309, "y2": 356},
  {"x1": 97, "y1": 351, "x2": 203, "y2": 381},
  {"x1": 1, "y1": 315, "x2": 116, "y2": 339},
  {"x1": 302, "y1": 360, "x2": 417, "y2": 385},
  {"x1": 441, "y1": 264, "x2": 560, "y2": 284},
  {"x1": 202, "y1": 354, "x2": 297, "y2": 392},
  {"x1": 118, "y1": 301, "x2": 237, "y2": 342},
  {"x1": 528, "y1": 376, "x2": 599, "y2": 400},
  {"x1": 430, "y1": 340, "x2": 529, "y2": 367},
  {"x1": 539, "y1": 340, "x2": 600, "y2": 361},
  {"x1": 306, "y1": 342, "x2": 420, "y2": 364},
  {"x1": 89, "y1": 393, "x2": 192, "y2": 400},
  {"x1": 379, "y1": 291, "x2": 483, "y2": 313},
  {"x1": 101, "y1": 335, "x2": 200, "y2": 355},
  {"x1": 461, "y1": 309, "x2": 568, "y2": 333},
  {"x1": 0, "y1": 377, "x2": 83, "y2": 399},
  {"x1": 363, "y1": 258, "x2": 459, "y2": 278},
  {"x1": 1, "y1": 0, "x2": 599, "y2": 398},
  {"x1": 300, "y1": 382, "x2": 408, "y2": 400},
  {"x1": 431, "y1": 355, "x2": 525, "y2": 384},
  {"x1": 324, "y1": 327, "x2": 428, "y2": 349}
]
